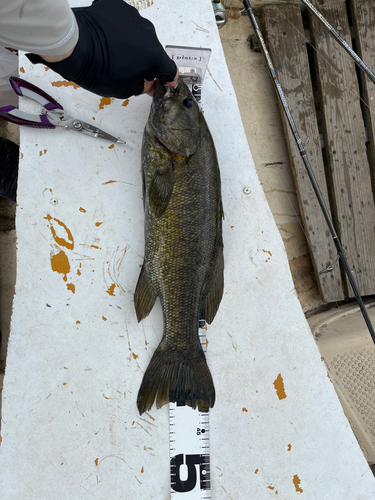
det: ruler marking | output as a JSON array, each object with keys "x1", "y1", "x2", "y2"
[{"x1": 169, "y1": 318, "x2": 211, "y2": 498}]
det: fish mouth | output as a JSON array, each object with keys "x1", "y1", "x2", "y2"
[
  {"x1": 164, "y1": 85, "x2": 176, "y2": 98},
  {"x1": 163, "y1": 82, "x2": 182, "y2": 98}
]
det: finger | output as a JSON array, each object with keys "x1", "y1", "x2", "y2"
[
  {"x1": 142, "y1": 79, "x2": 155, "y2": 96},
  {"x1": 166, "y1": 66, "x2": 179, "y2": 88}
]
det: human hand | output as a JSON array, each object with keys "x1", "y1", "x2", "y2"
[
  {"x1": 26, "y1": 0, "x2": 178, "y2": 99},
  {"x1": 142, "y1": 66, "x2": 179, "y2": 97}
]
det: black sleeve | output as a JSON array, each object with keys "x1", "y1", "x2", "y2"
[{"x1": 26, "y1": 0, "x2": 177, "y2": 99}]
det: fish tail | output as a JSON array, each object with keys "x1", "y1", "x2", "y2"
[{"x1": 137, "y1": 346, "x2": 215, "y2": 415}]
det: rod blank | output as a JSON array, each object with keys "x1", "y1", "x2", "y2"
[{"x1": 301, "y1": 0, "x2": 375, "y2": 84}]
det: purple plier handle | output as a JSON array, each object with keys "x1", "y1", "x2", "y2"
[
  {"x1": 0, "y1": 76, "x2": 63, "y2": 128},
  {"x1": 10, "y1": 77, "x2": 62, "y2": 110}
]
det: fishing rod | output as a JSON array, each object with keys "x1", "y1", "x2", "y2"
[
  {"x1": 301, "y1": 0, "x2": 375, "y2": 84},
  {"x1": 241, "y1": 0, "x2": 375, "y2": 345}
]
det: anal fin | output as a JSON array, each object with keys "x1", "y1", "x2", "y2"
[{"x1": 134, "y1": 263, "x2": 157, "y2": 322}]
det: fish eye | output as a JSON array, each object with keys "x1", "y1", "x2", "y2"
[{"x1": 183, "y1": 98, "x2": 194, "y2": 109}]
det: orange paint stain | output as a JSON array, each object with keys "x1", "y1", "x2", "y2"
[
  {"x1": 66, "y1": 283, "x2": 75, "y2": 293},
  {"x1": 95, "y1": 458, "x2": 99, "y2": 466},
  {"x1": 44, "y1": 214, "x2": 74, "y2": 250},
  {"x1": 293, "y1": 475, "x2": 303, "y2": 493},
  {"x1": 268, "y1": 486, "x2": 275, "y2": 491},
  {"x1": 122, "y1": 99, "x2": 130, "y2": 106},
  {"x1": 230, "y1": 225, "x2": 234, "y2": 229},
  {"x1": 242, "y1": 407, "x2": 248, "y2": 412},
  {"x1": 76, "y1": 320, "x2": 80, "y2": 324},
  {"x1": 99, "y1": 97, "x2": 113, "y2": 109},
  {"x1": 141, "y1": 467, "x2": 144, "y2": 473},
  {"x1": 51, "y1": 250, "x2": 70, "y2": 278},
  {"x1": 52, "y1": 80, "x2": 80, "y2": 89},
  {"x1": 44, "y1": 67, "x2": 49, "y2": 71},
  {"x1": 102, "y1": 316, "x2": 107, "y2": 321},
  {"x1": 44, "y1": 149, "x2": 47, "y2": 154},
  {"x1": 273, "y1": 373, "x2": 287, "y2": 400},
  {"x1": 106, "y1": 283, "x2": 116, "y2": 296},
  {"x1": 287, "y1": 444, "x2": 292, "y2": 451},
  {"x1": 20, "y1": 67, "x2": 25, "y2": 73},
  {"x1": 95, "y1": 222, "x2": 103, "y2": 227},
  {"x1": 39, "y1": 151, "x2": 43, "y2": 156},
  {"x1": 91, "y1": 245, "x2": 101, "y2": 250},
  {"x1": 92, "y1": 116, "x2": 96, "y2": 120},
  {"x1": 77, "y1": 268, "x2": 81, "y2": 276},
  {"x1": 108, "y1": 144, "x2": 115, "y2": 149},
  {"x1": 132, "y1": 421, "x2": 135, "y2": 426},
  {"x1": 103, "y1": 180, "x2": 116, "y2": 185},
  {"x1": 63, "y1": 383, "x2": 66, "y2": 386},
  {"x1": 79, "y1": 207, "x2": 86, "y2": 213},
  {"x1": 132, "y1": 353, "x2": 138, "y2": 360},
  {"x1": 0, "y1": 435, "x2": 2, "y2": 445},
  {"x1": 254, "y1": 469, "x2": 259, "y2": 474},
  {"x1": 20, "y1": 153, "x2": 23, "y2": 159}
]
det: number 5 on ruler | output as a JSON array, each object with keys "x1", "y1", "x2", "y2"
[{"x1": 170, "y1": 454, "x2": 210, "y2": 493}]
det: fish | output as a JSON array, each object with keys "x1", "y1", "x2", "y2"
[{"x1": 135, "y1": 80, "x2": 224, "y2": 415}]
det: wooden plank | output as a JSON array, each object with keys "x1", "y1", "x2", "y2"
[
  {"x1": 309, "y1": 0, "x2": 375, "y2": 297},
  {"x1": 351, "y1": 0, "x2": 375, "y2": 195},
  {"x1": 263, "y1": 4, "x2": 344, "y2": 302}
]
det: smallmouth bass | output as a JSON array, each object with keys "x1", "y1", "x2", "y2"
[{"x1": 135, "y1": 80, "x2": 224, "y2": 414}]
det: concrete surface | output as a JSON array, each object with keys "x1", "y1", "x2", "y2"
[{"x1": 1, "y1": 1, "x2": 375, "y2": 499}]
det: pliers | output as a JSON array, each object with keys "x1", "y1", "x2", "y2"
[{"x1": 0, "y1": 77, "x2": 125, "y2": 144}]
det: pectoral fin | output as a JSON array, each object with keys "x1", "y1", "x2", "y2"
[
  {"x1": 134, "y1": 264, "x2": 157, "y2": 322},
  {"x1": 200, "y1": 245, "x2": 224, "y2": 324},
  {"x1": 149, "y1": 160, "x2": 174, "y2": 216}
]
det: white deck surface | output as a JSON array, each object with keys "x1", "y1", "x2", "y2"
[{"x1": 1, "y1": 1, "x2": 375, "y2": 498}]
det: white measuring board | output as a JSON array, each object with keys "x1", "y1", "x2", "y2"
[{"x1": 169, "y1": 320, "x2": 211, "y2": 499}]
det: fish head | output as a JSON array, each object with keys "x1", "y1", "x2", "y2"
[{"x1": 149, "y1": 80, "x2": 201, "y2": 157}]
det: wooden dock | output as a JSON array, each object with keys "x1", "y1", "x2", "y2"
[{"x1": 262, "y1": 0, "x2": 375, "y2": 302}]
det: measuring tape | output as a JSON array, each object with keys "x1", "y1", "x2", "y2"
[
  {"x1": 192, "y1": 84, "x2": 202, "y2": 103},
  {"x1": 169, "y1": 319, "x2": 211, "y2": 499}
]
